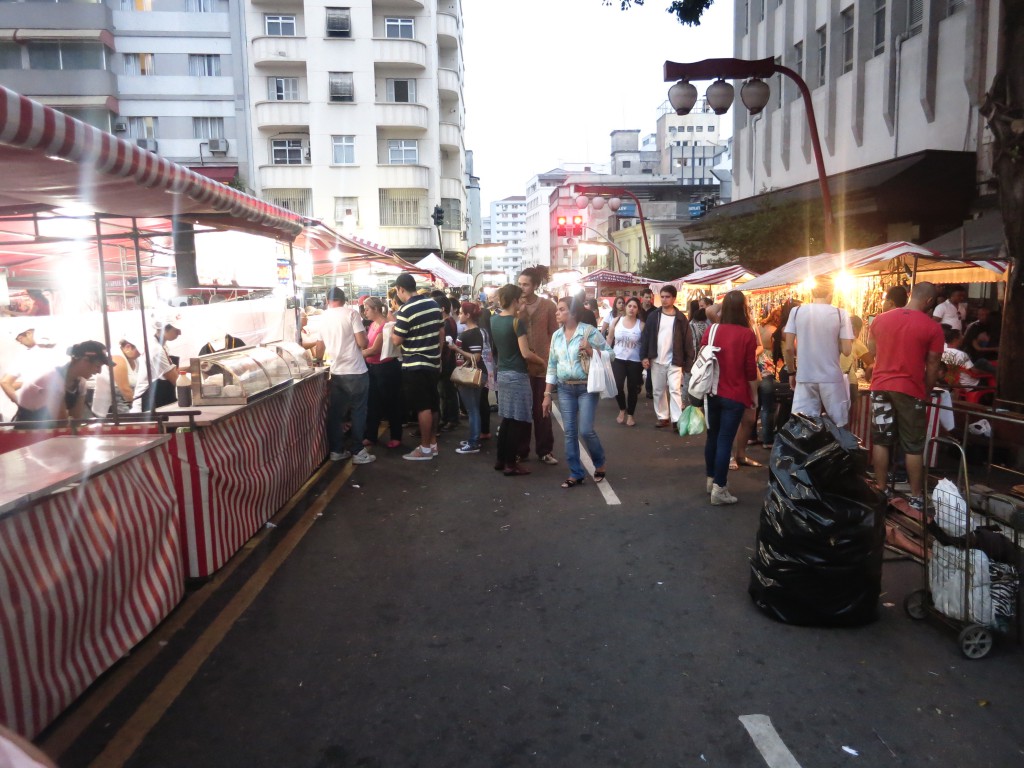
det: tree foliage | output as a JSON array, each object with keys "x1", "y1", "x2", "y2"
[
  {"x1": 609, "y1": 0, "x2": 713, "y2": 26},
  {"x1": 637, "y1": 244, "x2": 695, "y2": 281}
]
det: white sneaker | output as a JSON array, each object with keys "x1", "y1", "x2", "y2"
[
  {"x1": 352, "y1": 448, "x2": 376, "y2": 465},
  {"x1": 540, "y1": 453, "x2": 559, "y2": 465},
  {"x1": 430, "y1": 443, "x2": 439, "y2": 456},
  {"x1": 706, "y1": 477, "x2": 714, "y2": 494},
  {"x1": 330, "y1": 450, "x2": 352, "y2": 462},
  {"x1": 403, "y1": 446, "x2": 434, "y2": 461},
  {"x1": 711, "y1": 484, "x2": 738, "y2": 505}
]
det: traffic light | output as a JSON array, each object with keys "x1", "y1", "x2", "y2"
[
  {"x1": 571, "y1": 215, "x2": 584, "y2": 238},
  {"x1": 432, "y1": 204, "x2": 445, "y2": 227},
  {"x1": 556, "y1": 215, "x2": 568, "y2": 237}
]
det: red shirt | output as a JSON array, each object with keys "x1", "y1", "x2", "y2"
[
  {"x1": 701, "y1": 323, "x2": 758, "y2": 407},
  {"x1": 869, "y1": 308, "x2": 944, "y2": 400}
]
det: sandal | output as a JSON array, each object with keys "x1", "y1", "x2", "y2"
[
  {"x1": 616, "y1": 411, "x2": 626, "y2": 424},
  {"x1": 737, "y1": 457, "x2": 764, "y2": 468},
  {"x1": 625, "y1": 416, "x2": 636, "y2": 427},
  {"x1": 561, "y1": 477, "x2": 585, "y2": 488},
  {"x1": 593, "y1": 470, "x2": 606, "y2": 483},
  {"x1": 728, "y1": 457, "x2": 739, "y2": 471},
  {"x1": 504, "y1": 466, "x2": 531, "y2": 476}
]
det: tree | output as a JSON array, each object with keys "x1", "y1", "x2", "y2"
[
  {"x1": 637, "y1": 244, "x2": 694, "y2": 281},
  {"x1": 618, "y1": 0, "x2": 1024, "y2": 398}
]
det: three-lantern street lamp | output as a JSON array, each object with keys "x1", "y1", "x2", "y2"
[
  {"x1": 572, "y1": 185, "x2": 653, "y2": 262},
  {"x1": 663, "y1": 56, "x2": 836, "y2": 254}
]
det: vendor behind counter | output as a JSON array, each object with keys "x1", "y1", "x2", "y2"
[{"x1": 13, "y1": 340, "x2": 112, "y2": 424}]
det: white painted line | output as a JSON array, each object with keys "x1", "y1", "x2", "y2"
[
  {"x1": 551, "y1": 405, "x2": 621, "y2": 506},
  {"x1": 739, "y1": 715, "x2": 803, "y2": 768}
]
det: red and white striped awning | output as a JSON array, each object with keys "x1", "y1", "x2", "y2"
[
  {"x1": 580, "y1": 269, "x2": 656, "y2": 285},
  {"x1": 0, "y1": 86, "x2": 306, "y2": 239},
  {"x1": 678, "y1": 265, "x2": 757, "y2": 286}
]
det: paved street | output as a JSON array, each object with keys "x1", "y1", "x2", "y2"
[{"x1": 47, "y1": 396, "x2": 1024, "y2": 768}]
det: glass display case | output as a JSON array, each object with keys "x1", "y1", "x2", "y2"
[
  {"x1": 190, "y1": 345, "x2": 291, "y2": 405},
  {"x1": 268, "y1": 341, "x2": 315, "y2": 379}
]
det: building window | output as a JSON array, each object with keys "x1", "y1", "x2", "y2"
[
  {"x1": 120, "y1": 0, "x2": 152, "y2": 10},
  {"x1": 328, "y1": 72, "x2": 354, "y2": 102},
  {"x1": 841, "y1": 8, "x2": 854, "y2": 74},
  {"x1": 386, "y1": 78, "x2": 416, "y2": 103},
  {"x1": 793, "y1": 40, "x2": 803, "y2": 79},
  {"x1": 622, "y1": 160, "x2": 631, "y2": 168},
  {"x1": 123, "y1": 52, "x2": 155, "y2": 76},
  {"x1": 387, "y1": 139, "x2": 418, "y2": 164},
  {"x1": 188, "y1": 54, "x2": 221, "y2": 77},
  {"x1": 27, "y1": 41, "x2": 105, "y2": 70},
  {"x1": 908, "y1": 0, "x2": 923, "y2": 36},
  {"x1": 0, "y1": 42, "x2": 21, "y2": 69},
  {"x1": 265, "y1": 14, "x2": 296, "y2": 36},
  {"x1": 947, "y1": 0, "x2": 965, "y2": 14},
  {"x1": 440, "y1": 198, "x2": 461, "y2": 230},
  {"x1": 331, "y1": 135, "x2": 355, "y2": 164},
  {"x1": 192, "y1": 117, "x2": 224, "y2": 139},
  {"x1": 271, "y1": 139, "x2": 304, "y2": 165},
  {"x1": 687, "y1": 126, "x2": 694, "y2": 132},
  {"x1": 335, "y1": 197, "x2": 359, "y2": 224},
  {"x1": 326, "y1": 8, "x2": 351, "y2": 38},
  {"x1": 816, "y1": 26, "x2": 827, "y2": 86},
  {"x1": 379, "y1": 189, "x2": 423, "y2": 226},
  {"x1": 185, "y1": 0, "x2": 215, "y2": 12},
  {"x1": 265, "y1": 188, "x2": 312, "y2": 217},
  {"x1": 873, "y1": 0, "x2": 886, "y2": 55},
  {"x1": 268, "y1": 76, "x2": 299, "y2": 101},
  {"x1": 60, "y1": 107, "x2": 111, "y2": 131},
  {"x1": 696, "y1": 126, "x2": 704, "y2": 132},
  {"x1": 127, "y1": 116, "x2": 158, "y2": 139},
  {"x1": 384, "y1": 17, "x2": 414, "y2": 39}
]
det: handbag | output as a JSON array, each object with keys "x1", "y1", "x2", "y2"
[{"x1": 451, "y1": 357, "x2": 483, "y2": 387}]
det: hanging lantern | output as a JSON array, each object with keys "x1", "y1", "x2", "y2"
[
  {"x1": 740, "y1": 78, "x2": 771, "y2": 115},
  {"x1": 667, "y1": 79, "x2": 698, "y2": 115},
  {"x1": 607, "y1": 197, "x2": 622, "y2": 212},
  {"x1": 575, "y1": 194, "x2": 590, "y2": 210},
  {"x1": 591, "y1": 196, "x2": 606, "y2": 210},
  {"x1": 705, "y1": 79, "x2": 735, "y2": 115}
]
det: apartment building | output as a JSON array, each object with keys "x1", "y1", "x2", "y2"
[
  {"x1": 727, "y1": 0, "x2": 993, "y2": 244},
  {"x1": 244, "y1": 0, "x2": 467, "y2": 262},
  {"x1": 0, "y1": 0, "x2": 244, "y2": 184},
  {"x1": 479, "y1": 195, "x2": 525, "y2": 279}
]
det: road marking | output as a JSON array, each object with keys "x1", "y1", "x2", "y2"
[
  {"x1": 739, "y1": 714, "x2": 803, "y2": 768},
  {"x1": 551, "y1": 405, "x2": 621, "y2": 506},
  {"x1": 86, "y1": 461, "x2": 356, "y2": 768}
]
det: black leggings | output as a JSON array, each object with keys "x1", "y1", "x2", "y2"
[
  {"x1": 612, "y1": 358, "x2": 643, "y2": 415},
  {"x1": 496, "y1": 417, "x2": 527, "y2": 467}
]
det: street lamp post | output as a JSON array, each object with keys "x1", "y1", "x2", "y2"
[
  {"x1": 573, "y1": 185, "x2": 654, "y2": 263},
  {"x1": 664, "y1": 56, "x2": 836, "y2": 254},
  {"x1": 579, "y1": 227, "x2": 626, "y2": 272},
  {"x1": 463, "y1": 242, "x2": 507, "y2": 276}
]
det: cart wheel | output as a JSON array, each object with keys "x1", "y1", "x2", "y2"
[
  {"x1": 958, "y1": 624, "x2": 994, "y2": 660},
  {"x1": 904, "y1": 589, "x2": 930, "y2": 620}
]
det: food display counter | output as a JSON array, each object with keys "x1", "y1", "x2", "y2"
[
  {"x1": 158, "y1": 367, "x2": 328, "y2": 578},
  {"x1": 0, "y1": 435, "x2": 182, "y2": 738}
]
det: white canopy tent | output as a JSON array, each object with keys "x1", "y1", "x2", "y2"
[{"x1": 415, "y1": 253, "x2": 471, "y2": 287}]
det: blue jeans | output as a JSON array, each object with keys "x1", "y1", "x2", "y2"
[
  {"x1": 557, "y1": 383, "x2": 606, "y2": 480},
  {"x1": 458, "y1": 384, "x2": 481, "y2": 444},
  {"x1": 328, "y1": 372, "x2": 369, "y2": 455},
  {"x1": 704, "y1": 394, "x2": 746, "y2": 487}
]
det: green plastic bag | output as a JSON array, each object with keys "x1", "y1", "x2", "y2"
[
  {"x1": 687, "y1": 405, "x2": 706, "y2": 435},
  {"x1": 679, "y1": 405, "x2": 694, "y2": 436}
]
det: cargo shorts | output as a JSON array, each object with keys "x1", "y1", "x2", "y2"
[{"x1": 870, "y1": 390, "x2": 927, "y2": 454}]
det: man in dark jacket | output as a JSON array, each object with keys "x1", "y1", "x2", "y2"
[{"x1": 641, "y1": 284, "x2": 695, "y2": 428}]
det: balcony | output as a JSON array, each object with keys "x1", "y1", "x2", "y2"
[
  {"x1": 0, "y1": 69, "x2": 116, "y2": 100},
  {"x1": 258, "y1": 163, "x2": 312, "y2": 190},
  {"x1": 436, "y1": 12, "x2": 459, "y2": 48},
  {"x1": 438, "y1": 121, "x2": 460, "y2": 151},
  {"x1": 375, "y1": 164, "x2": 429, "y2": 189},
  {"x1": 437, "y1": 67, "x2": 461, "y2": 99},
  {"x1": 440, "y1": 176, "x2": 463, "y2": 200},
  {"x1": 372, "y1": 38, "x2": 427, "y2": 69},
  {"x1": 375, "y1": 102, "x2": 429, "y2": 130},
  {"x1": 378, "y1": 225, "x2": 435, "y2": 249},
  {"x1": 371, "y1": 0, "x2": 424, "y2": 10},
  {"x1": 252, "y1": 36, "x2": 306, "y2": 68},
  {"x1": 255, "y1": 100, "x2": 310, "y2": 131}
]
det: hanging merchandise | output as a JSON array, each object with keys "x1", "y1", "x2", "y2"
[{"x1": 749, "y1": 413, "x2": 888, "y2": 627}]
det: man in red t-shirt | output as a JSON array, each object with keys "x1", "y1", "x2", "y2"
[{"x1": 867, "y1": 282, "x2": 944, "y2": 510}]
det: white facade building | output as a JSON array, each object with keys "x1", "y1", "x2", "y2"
[
  {"x1": 242, "y1": 0, "x2": 467, "y2": 261},
  {"x1": 480, "y1": 196, "x2": 525, "y2": 279}
]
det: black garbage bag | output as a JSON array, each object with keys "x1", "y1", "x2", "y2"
[{"x1": 749, "y1": 413, "x2": 887, "y2": 627}]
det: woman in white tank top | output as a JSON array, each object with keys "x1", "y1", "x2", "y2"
[{"x1": 607, "y1": 296, "x2": 645, "y2": 426}]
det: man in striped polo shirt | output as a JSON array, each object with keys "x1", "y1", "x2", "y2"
[{"x1": 392, "y1": 273, "x2": 445, "y2": 461}]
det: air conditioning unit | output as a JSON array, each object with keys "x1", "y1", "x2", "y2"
[
  {"x1": 113, "y1": 119, "x2": 128, "y2": 133},
  {"x1": 136, "y1": 138, "x2": 158, "y2": 152},
  {"x1": 207, "y1": 138, "x2": 229, "y2": 154}
]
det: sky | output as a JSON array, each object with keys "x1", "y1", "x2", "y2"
[{"x1": 462, "y1": 0, "x2": 736, "y2": 210}]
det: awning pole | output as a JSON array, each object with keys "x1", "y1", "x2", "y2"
[
  {"x1": 288, "y1": 241, "x2": 301, "y2": 343},
  {"x1": 911, "y1": 255, "x2": 920, "y2": 288},
  {"x1": 94, "y1": 214, "x2": 119, "y2": 426},
  {"x1": 132, "y1": 219, "x2": 154, "y2": 410}
]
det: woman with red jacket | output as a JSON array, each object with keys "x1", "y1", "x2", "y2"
[{"x1": 700, "y1": 290, "x2": 759, "y2": 505}]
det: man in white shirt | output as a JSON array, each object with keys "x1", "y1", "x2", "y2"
[
  {"x1": 932, "y1": 285, "x2": 967, "y2": 331},
  {"x1": 320, "y1": 287, "x2": 375, "y2": 464},
  {"x1": 641, "y1": 285, "x2": 694, "y2": 428},
  {"x1": 941, "y1": 326, "x2": 980, "y2": 388},
  {"x1": 132, "y1": 322, "x2": 181, "y2": 413},
  {"x1": 783, "y1": 276, "x2": 854, "y2": 426}
]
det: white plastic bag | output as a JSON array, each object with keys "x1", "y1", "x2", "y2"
[
  {"x1": 933, "y1": 478, "x2": 968, "y2": 537},
  {"x1": 587, "y1": 348, "x2": 606, "y2": 394},
  {"x1": 929, "y1": 543, "x2": 994, "y2": 626},
  {"x1": 600, "y1": 349, "x2": 617, "y2": 399},
  {"x1": 380, "y1": 321, "x2": 402, "y2": 360}
]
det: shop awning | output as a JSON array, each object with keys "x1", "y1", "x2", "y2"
[
  {"x1": 580, "y1": 269, "x2": 656, "y2": 285},
  {"x1": 678, "y1": 265, "x2": 757, "y2": 286},
  {"x1": 415, "y1": 253, "x2": 470, "y2": 286},
  {"x1": 741, "y1": 241, "x2": 1009, "y2": 293}
]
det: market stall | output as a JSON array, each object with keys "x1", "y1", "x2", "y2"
[
  {"x1": 652, "y1": 265, "x2": 758, "y2": 304},
  {"x1": 578, "y1": 269, "x2": 657, "y2": 300},
  {"x1": 0, "y1": 86, "x2": 351, "y2": 737}
]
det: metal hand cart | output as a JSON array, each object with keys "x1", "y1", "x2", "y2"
[{"x1": 903, "y1": 436, "x2": 1021, "y2": 659}]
